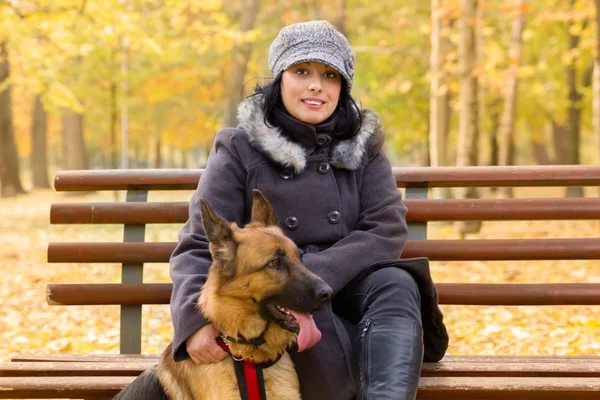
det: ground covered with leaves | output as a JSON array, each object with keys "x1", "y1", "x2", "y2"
[{"x1": 1, "y1": 188, "x2": 599, "y2": 367}]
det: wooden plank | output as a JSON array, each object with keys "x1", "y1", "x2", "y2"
[
  {"x1": 1, "y1": 376, "x2": 599, "y2": 399},
  {"x1": 12, "y1": 354, "x2": 160, "y2": 363},
  {"x1": 47, "y1": 238, "x2": 600, "y2": 263},
  {"x1": 52, "y1": 166, "x2": 600, "y2": 191},
  {"x1": 404, "y1": 198, "x2": 600, "y2": 221},
  {"x1": 50, "y1": 198, "x2": 600, "y2": 224},
  {"x1": 51, "y1": 202, "x2": 189, "y2": 224},
  {"x1": 13, "y1": 354, "x2": 600, "y2": 364},
  {"x1": 0, "y1": 362, "x2": 153, "y2": 377},
  {"x1": 417, "y1": 377, "x2": 600, "y2": 399},
  {"x1": 0, "y1": 376, "x2": 134, "y2": 399},
  {"x1": 421, "y1": 361, "x2": 600, "y2": 377},
  {"x1": 46, "y1": 283, "x2": 600, "y2": 306},
  {"x1": 3, "y1": 358, "x2": 600, "y2": 378}
]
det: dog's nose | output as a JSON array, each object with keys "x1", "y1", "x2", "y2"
[{"x1": 315, "y1": 285, "x2": 332, "y2": 303}]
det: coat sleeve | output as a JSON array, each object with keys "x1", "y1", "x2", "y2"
[
  {"x1": 301, "y1": 149, "x2": 408, "y2": 295},
  {"x1": 169, "y1": 130, "x2": 247, "y2": 361}
]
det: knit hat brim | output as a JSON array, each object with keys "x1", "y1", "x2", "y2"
[{"x1": 276, "y1": 48, "x2": 352, "y2": 89}]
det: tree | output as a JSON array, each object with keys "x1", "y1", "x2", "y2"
[
  {"x1": 563, "y1": 0, "x2": 586, "y2": 197},
  {"x1": 0, "y1": 42, "x2": 26, "y2": 197},
  {"x1": 498, "y1": 0, "x2": 527, "y2": 198},
  {"x1": 31, "y1": 94, "x2": 50, "y2": 188},
  {"x1": 61, "y1": 108, "x2": 89, "y2": 170},
  {"x1": 222, "y1": 0, "x2": 261, "y2": 128},
  {"x1": 594, "y1": 0, "x2": 600, "y2": 190},
  {"x1": 429, "y1": 0, "x2": 449, "y2": 171},
  {"x1": 456, "y1": 0, "x2": 481, "y2": 237}
]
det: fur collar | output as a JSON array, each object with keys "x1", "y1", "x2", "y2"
[{"x1": 236, "y1": 95, "x2": 383, "y2": 174}]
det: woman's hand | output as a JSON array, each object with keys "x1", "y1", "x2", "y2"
[{"x1": 186, "y1": 324, "x2": 228, "y2": 364}]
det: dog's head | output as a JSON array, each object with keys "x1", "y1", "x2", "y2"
[{"x1": 198, "y1": 190, "x2": 332, "y2": 353}]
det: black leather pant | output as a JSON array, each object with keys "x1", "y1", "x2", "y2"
[{"x1": 333, "y1": 267, "x2": 423, "y2": 400}]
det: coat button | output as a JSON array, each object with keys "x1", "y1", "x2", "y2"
[
  {"x1": 285, "y1": 216, "x2": 299, "y2": 230},
  {"x1": 280, "y1": 167, "x2": 294, "y2": 180},
  {"x1": 317, "y1": 162, "x2": 331, "y2": 175},
  {"x1": 315, "y1": 134, "x2": 331, "y2": 147},
  {"x1": 327, "y1": 211, "x2": 341, "y2": 224}
]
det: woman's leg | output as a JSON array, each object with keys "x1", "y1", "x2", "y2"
[{"x1": 334, "y1": 267, "x2": 423, "y2": 400}]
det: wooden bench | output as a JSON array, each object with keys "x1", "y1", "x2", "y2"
[{"x1": 2, "y1": 165, "x2": 600, "y2": 399}]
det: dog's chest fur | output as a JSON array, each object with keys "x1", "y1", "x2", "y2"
[{"x1": 158, "y1": 353, "x2": 301, "y2": 400}]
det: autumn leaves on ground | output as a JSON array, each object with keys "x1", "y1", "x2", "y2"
[{"x1": 1, "y1": 188, "x2": 599, "y2": 366}]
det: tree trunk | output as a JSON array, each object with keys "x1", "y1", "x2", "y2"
[
  {"x1": 222, "y1": 0, "x2": 261, "y2": 128},
  {"x1": 62, "y1": 109, "x2": 89, "y2": 170},
  {"x1": 456, "y1": 0, "x2": 481, "y2": 237},
  {"x1": 335, "y1": 0, "x2": 347, "y2": 36},
  {"x1": 429, "y1": 0, "x2": 451, "y2": 199},
  {"x1": 31, "y1": 94, "x2": 50, "y2": 189},
  {"x1": 594, "y1": 0, "x2": 600, "y2": 196},
  {"x1": 110, "y1": 81, "x2": 118, "y2": 169},
  {"x1": 565, "y1": 0, "x2": 583, "y2": 197},
  {"x1": 498, "y1": 0, "x2": 526, "y2": 198},
  {"x1": 551, "y1": 120, "x2": 569, "y2": 164},
  {"x1": 0, "y1": 42, "x2": 26, "y2": 197}
]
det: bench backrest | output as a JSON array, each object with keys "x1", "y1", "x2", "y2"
[{"x1": 48, "y1": 165, "x2": 600, "y2": 353}]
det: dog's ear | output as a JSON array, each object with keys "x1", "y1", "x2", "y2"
[
  {"x1": 200, "y1": 199, "x2": 237, "y2": 278},
  {"x1": 251, "y1": 189, "x2": 278, "y2": 227}
]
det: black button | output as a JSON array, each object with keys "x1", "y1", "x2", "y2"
[
  {"x1": 285, "y1": 216, "x2": 299, "y2": 230},
  {"x1": 317, "y1": 162, "x2": 331, "y2": 175},
  {"x1": 315, "y1": 134, "x2": 331, "y2": 147},
  {"x1": 327, "y1": 211, "x2": 341, "y2": 224},
  {"x1": 280, "y1": 167, "x2": 294, "y2": 180}
]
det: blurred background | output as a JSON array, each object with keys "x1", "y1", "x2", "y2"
[
  {"x1": 1, "y1": 0, "x2": 599, "y2": 364},
  {"x1": 0, "y1": 0, "x2": 598, "y2": 198}
]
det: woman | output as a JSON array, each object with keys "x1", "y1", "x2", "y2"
[{"x1": 169, "y1": 20, "x2": 448, "y2": 399}]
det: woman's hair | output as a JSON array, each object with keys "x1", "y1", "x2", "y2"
[{"x1": 251, "y1": 75, "x2": 363, "y2": 139}]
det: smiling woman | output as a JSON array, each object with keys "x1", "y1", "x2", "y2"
[
  {"x1": 169, "y1": 20, "x2": 448, "y2": 400},
  {"x1": 280, "y1": 62, "x2": 342, "y2": 125}
]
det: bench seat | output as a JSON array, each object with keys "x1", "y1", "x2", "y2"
[
  {"x1": 2, "y1": 355, "x2": 600, "y2": 398},
  {"x1": 4, "y1": 166, "x2": 599, "y2": 398},
  {"x1": 2, "y1": 375, "x2": 600, "y2": 399}
]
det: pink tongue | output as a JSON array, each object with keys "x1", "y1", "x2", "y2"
[{"x1": 289, "y1": 311, "x2": 322, "y2": 352}]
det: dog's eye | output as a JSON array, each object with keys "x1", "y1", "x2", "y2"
[{"x1": 269, "y1": 258, "x2": 282, "y2": 268}]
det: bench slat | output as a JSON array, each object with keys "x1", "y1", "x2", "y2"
[
  {"x1": 12, "y1": 354, "x2": 600, "y2": 363},
  {"x1": 3, "y1": 358, "x2": 600, "y2": 378},
  {"x1": 46, "y1": 283, "x2": 600, "y2": 306},
  {"x1": 0, "y1": 362, "x2": 152, "y2": 377},
  {"x1": 1, "y1": 376, "x2": 599, "y2": 399},
  {"x1": 417, "y1": 377, "x2": 600, "y2": 399},
  {"x1": 53, "y1": 165, "x2": 600, "y2": 191},
  {"x1": 50, "y1": 198, "x2": 600, "y2": 224},
  {"x1": 47, "y1": 238, "x2": 600, "y2": 263},
  {"x1": 0, "y1": 376, "x2": 134, "y2": 399}
]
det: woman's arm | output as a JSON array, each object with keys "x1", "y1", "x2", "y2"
[{"x1": 169, "y1": 130, "x2": 248, "y2": 361}]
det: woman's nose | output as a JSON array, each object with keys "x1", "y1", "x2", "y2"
[{"x1": 308, "y1": 77, "x2": 322, "y2": 91}]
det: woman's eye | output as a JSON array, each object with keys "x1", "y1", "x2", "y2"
[
  {"x1": 269, "y1": 258, "x2": 282, "y2": 268},
  {"x1": 295, "y1": 69, "x2": 308, "y2": 75},
  {"x1": 325, "y1": 72, "x2": 337, "y2": 79}
]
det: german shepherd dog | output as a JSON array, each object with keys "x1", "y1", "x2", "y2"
[{"x1": 114, "y1": 190, "x2": 332, "y2": 399}]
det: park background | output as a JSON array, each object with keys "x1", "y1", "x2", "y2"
[{"x1": 1, "y1": 0, "x2": 599, "y2": 374}]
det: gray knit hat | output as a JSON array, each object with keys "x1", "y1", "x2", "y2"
[{"x1": 268, "y1": 20, "x2": 355, "y2": 90}]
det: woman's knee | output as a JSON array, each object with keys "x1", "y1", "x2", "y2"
[
  {"x1": 358, "y1": 267, "x2": 421, "y2": 319},
  {"x1": 365, "y1": 267, "x2": 420, "y2": 298}
]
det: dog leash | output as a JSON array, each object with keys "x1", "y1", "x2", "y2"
[{"x1": 216, "y1": 336, "x2": 283, "y2": 400}]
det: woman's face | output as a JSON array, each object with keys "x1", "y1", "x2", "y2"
[{"x1": 280, "y1": 61, "x2": 342, "y2": 125}]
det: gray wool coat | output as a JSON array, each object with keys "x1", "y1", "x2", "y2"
[{"x1": 169, "y1": 95, "x2": 448, "y2": 400}]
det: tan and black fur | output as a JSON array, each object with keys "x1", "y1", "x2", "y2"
[{"x1": 114, "y1": 190, "x2": 332, "y2": 399}]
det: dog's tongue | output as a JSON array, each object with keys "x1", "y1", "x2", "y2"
[{"x1": 290, "y1": 311, "x2": 321, "y2": 352}]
